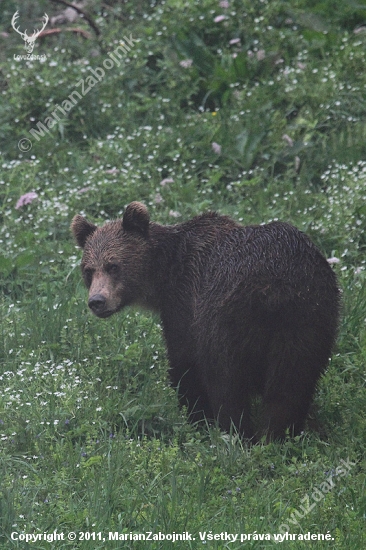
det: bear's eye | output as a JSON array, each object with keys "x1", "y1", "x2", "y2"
[
  {"x1": 106, "y1": 263, "x2": 119, "y2": 275},
  {"x1": 83, "y1": 267, "x2": 94, "y2": 286}
]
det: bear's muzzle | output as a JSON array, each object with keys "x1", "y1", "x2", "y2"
[{"x1": 88, "y1": 293, "x2": 108, "y2": 316}]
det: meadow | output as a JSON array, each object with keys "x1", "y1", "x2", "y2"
[{"x1": 0, "y1": 0, "x2": 366, "y2": 547}]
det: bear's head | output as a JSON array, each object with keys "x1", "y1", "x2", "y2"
[{"x1": 71, "y1": 202, "x2": 150, "y2": 318}]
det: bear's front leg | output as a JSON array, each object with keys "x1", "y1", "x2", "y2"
[
  {"x1": 168, "y1": 356, "x2": 214, "y2": 424},
  {"x1": 202, "y1": 374, "x2": 254, "y2": 440}
]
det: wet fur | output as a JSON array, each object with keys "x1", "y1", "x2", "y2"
[{"x1": 71, "y1": 202, "x2": 340, "y2": 441}]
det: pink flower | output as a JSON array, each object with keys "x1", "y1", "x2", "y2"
[
  {"x1": 15, "y1": 192, "x2": 38, "y2": 209},
  {"x1": 229, "y1": 38, "x2": 241, "y2": 45},
  {"x1": 214, "y1": 15, "x2": 227, "y2": 23},
  {"x1": 169, "y1": 210, "x2": 181, "y2": 218},
  {"x1": 160, "y1": 177, "x2": 174, "y2": 187},
  {"x1": 219, "y1": 1, "x2": 230, "y2": 7},
  {"x1": 282, "y1": 134, "x2": 294, "y2": 147},
  {"x1": 179, "y1": 59, "x2": 193, "y2": 68},
  {"x1": 211, "y1": 142, "x2": 222, "y2": 155},
  {"x1": 327, "y1": 257, "x2": 340, "y2": 265}
]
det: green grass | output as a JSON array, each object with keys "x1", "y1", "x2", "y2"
[{"x1": 1, "y1": 0, "x2": 366, "y2": 547}]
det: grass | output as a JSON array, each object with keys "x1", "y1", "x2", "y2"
[{"x1": 0, "y1": 0, "x2": 366, "y2": 547}]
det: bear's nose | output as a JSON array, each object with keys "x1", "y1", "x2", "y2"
[{"x1": 88, "y1": 294, "x2": 106, "y2": 313}]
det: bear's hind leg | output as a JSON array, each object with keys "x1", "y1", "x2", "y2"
[
  {"x1": 260, "y1": 398, "x2": 310, "y2": 442},
  {"x1": 261, "y1": 331, "x2": 330, "y2": 441}
]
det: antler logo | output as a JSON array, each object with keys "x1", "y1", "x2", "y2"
[{"x1": 11, "y1": 11, "x2": 49, "y2": 54}]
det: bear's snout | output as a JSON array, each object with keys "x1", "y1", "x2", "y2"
[{"x1": 88, "y1": 293, "x2": 107, "y2": 315}]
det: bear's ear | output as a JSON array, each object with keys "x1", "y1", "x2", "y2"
[
  {"x1": 71, "y1": 215, "x2": 97, "y2": 248},
  {"x1": 122, "y1": 202, "x2": 149, "y2": 237}
]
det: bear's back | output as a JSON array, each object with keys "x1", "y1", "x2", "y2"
[
  {"x1": 175, "y1": 217, "x2": 332, "y2": 289},
  {"x1": 186, "y1": 219, "x2": 338, "y2": 327}
]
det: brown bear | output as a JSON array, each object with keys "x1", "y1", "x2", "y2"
[{"x1": 71, "y1": 202, "x2": 340, "y2": 441}]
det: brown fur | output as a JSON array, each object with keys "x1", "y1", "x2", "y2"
[{"x1": 71, "y1": 202, "x2": 340, "y2": 441}]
